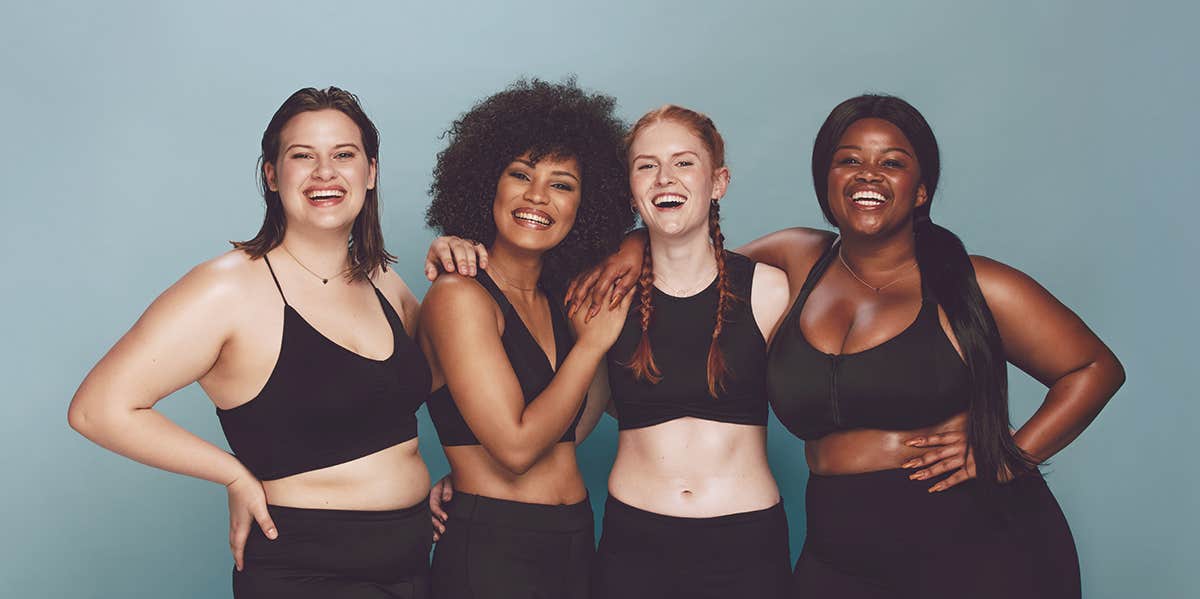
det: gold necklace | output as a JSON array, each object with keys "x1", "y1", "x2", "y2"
[
  {"x1": 281, "y1": 244, "x2": 348, "y2": 285},
  {"x1": 837, "y1": 247, "x2": 917, "y2": 293},
  {"x1": 655, "y1": 265, "x2": 718, "y2": 297},
  {"x1": 488, "y1": 263, "x2": 539, "y2": 292}
]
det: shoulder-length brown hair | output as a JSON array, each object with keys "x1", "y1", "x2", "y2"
[{"x1": 232, "y1": 86, "x2": 394, "y2": 282}]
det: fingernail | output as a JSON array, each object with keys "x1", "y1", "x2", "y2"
[
  {"x1": 267, "y1": 528, "x2": 277, "y2": 538},
  {"x1": 901, "y1": 460, "x2": 917, "y2": 469},
  {"x1": 912, "y1": 471, "x2": 928, "y2": 480},
  {"x1": 906, "y1": 439, "x2": 922, "y2": 446}
]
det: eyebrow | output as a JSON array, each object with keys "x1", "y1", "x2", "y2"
[
  {"x1": 631, "y1": 150, "x2": 701, "y2": 162},
  {"x1": 835, "y1": 144, "x2": 913, "y2": 157},
  {"x1": 283, "y1": 143, "x2": 364, "y2": 153},
  {"x1": 514, "y1": 158, "x2": 580, "y2": 182}
]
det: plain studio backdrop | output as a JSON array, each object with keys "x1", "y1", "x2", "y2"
[{"x1": 2, "y1": 1, "x2": 1194, "y2": 597}]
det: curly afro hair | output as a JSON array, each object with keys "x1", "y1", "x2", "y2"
[{"x1": 427, "y1": 77, "x2": 634, "y2": 288}]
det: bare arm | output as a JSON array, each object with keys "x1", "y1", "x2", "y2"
[
  {"x1": 974, "y1": 256, "x2": 1125, "y2": 462},
  {"x1": 574, "y1": 361, "x2": 612, "y2": 443},
  {"x1": 421, "y1": 275, "x2": 631, "y2": 474},
  {"x1": 66, "y1": 256, "x2": 277, "y2": 569},
  {"x1": 735, "y1": 227, "x2": 836, "y2": 287}
]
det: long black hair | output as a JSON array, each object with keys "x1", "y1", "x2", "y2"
[{"x1": 811, "y1": 94, "x2": 1037, "y2": 492}]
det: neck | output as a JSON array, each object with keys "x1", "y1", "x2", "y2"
[
  {"x1": 837, "y1": 225, "x2": 918, "y2": 275},
  {"x1": 486, "y1": 242, "x2": 544, "y2": 301},
  {"x1": 280, "y1": 228, "x2": 353, "y2": 276},
  {"x1": 648, "y1": 227, "x2": 719, "y2": 290}
]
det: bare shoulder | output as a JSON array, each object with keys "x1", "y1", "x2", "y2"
[
  {"x1": 783, "y1": 226, "x2": 839, "y2": 256},
  {"x1": 752, "y1": 262, "x2": 790, "y2": 299},
  {"x1": 171, "y1": 250, "x2": 264, "y2": 310},
  {"x1": 422, "y1": 273, "x2": 496, "y2": 323},
  {"x1": 372, "y1": 266, "x2": 421, "y2": 328},
  {"x1": 970, "y1": 255, "x2": 1045, "y2": 299}
]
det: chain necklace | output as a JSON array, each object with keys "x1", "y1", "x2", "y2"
[
  {"x1": 281, "y1": 244, "x2": 348, "y2": 285},
  {"x1": 655, "y1": 265, "x2": 718, "y2": 297},
  {"x1": 488, "y1": 262, "x2": 539, "y2": 292},
  {"x1": 837, "y1": 247, "x2": 918, "y2": 294}
]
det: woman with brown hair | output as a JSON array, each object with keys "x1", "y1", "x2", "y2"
[{"x1": 69, "y1": 87, "x2": 435, "y2": 598}]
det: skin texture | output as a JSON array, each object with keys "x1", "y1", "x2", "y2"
[
  {"x1": 418, "y1": 153, "x2": 631, "y2": 535},
  {"x1": 559, "y1": 117, "x2": 1124, "y2": 491},
  {"x1": 67, "y1": 109, "x2": 430, "y2": 571}
]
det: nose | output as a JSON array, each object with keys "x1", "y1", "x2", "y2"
[
  {"x1": 854, "y1": 167, "x2": 883, "y2": 183},
  {"x1": 655, "y1": 165, "x2": 674, "y2": 187},
  {"x1": 523, "y1": 182, "x2": 549, "y2": 204},
  {"x1": 313, "y1": 156, "x2": 337, "y2": 180}
]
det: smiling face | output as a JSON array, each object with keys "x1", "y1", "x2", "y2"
[
  {"x1": 826, "y1": 117, "x2": 927, "y2": 238},
  {"x1": 263, "y1": 109, "x2": 377, "y2": 234},
  {"x1": 490, "y1": 152, "x2": 582, "y2": 255},
  {"x1": 628, "y1": 120, "x2": 729, "y2": 238}
]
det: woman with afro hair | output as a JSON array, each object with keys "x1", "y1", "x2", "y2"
[{"x1": 418, "y1": 78, "x2": 634, "y2": 599}]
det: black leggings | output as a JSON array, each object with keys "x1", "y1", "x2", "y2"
[
  {"x1": 430, "y1": 492, "x2": 594, "y2": 599},
  {"x1": 233, "y1": 502, "x2": 432, "y2": 598},
  {"x1": 592, "y1": 495, "x2": 793, "y2": 599},
  {"x1": 793, "y1": 469, "x2": 1080, "y2": 598}
]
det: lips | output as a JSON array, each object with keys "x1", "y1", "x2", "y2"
[
  {"x1": 512, "y1": 207, "x2": 555, "y2": 230},
  {"x1": 848, "y1": 188, "x2": 888, "y2": 209},
  {"x1": 304, "y1": 187, "x2": 347, "y2": 207},
  {"x1": 652, "y1": 193, "x2": 687, "y2": 209}
]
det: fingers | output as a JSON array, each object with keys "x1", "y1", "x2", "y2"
[
  {"x1": 431, "y1": 514, "x2": 446, "y2": 541},
  {"x1": 908, "y1": 455, "x2": 965, "y2": 481},
  {"x1": 901, "y1": 442, "x2": 967, "y2": 470},
  {"x1": 904, "y1": 430, "x2": 966, "y2": 448},
  {"x1": 609, "y1": 275, "x2": 635, "y2": 308},
  {"x1": 568, "y1": 269, "x2": 603, "y2": 316},
  {"x1": 229, "y1": 516, "x2": 249, "y2": 572},
  {"x1": 430, "y1": 239, "x2": 457, "y2": 278},
  {"x1": 929, "y1": 466, "x2": 974, "y2": 493},
  {"x1": 449, "y1": 239, "x2": 478, "y2": 277},
  {"x1": 253, "y1": 504, "x2": 278, "y2": 541}
]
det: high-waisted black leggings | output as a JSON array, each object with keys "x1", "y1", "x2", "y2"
[
  {"x1": 233, "y1": 502, "x2": 432, "y2": 598},
  {"x1": 430, "y1": 492, "x2": 595, "y2": 599},
  {"x1": 793, "y1": 469, "x2": 1079, "y2": 598},
  {"x1": 592, "y1": 495, "x2": 793, "y2": 599}
]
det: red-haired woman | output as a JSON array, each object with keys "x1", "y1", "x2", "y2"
[{"x1": 69, "y1": 88, "x2": 436, "y2": 597}]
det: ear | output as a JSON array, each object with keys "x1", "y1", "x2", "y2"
[
  {"x1": 264, "y1": 161, "x2": 278, "y2": 192},
  {"x1": 915, "y1": 183, "x2": 928, "y2": 207},
  {"x1": 367, "y1": 157, "x2": 377, "y2": 191},
  {"x1": 711, "y1": 166, "x2": 731, "y2": 201}
]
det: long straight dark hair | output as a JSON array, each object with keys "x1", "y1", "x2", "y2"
[
  {"x1": 811, "y1": 94, "x2": 1037, "y2": 491},
  {"x1": 232, "y1": 86, "x2": 395, "y2": 282}
]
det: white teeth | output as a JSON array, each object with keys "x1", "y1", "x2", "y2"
[
  {"x1": 307, "y1": 189, "x2": 345, "y2": 199},
  {"x1": 653, "y1": 194, "x2": 687, "y2": 207},
  {"x1": 851, "y1": 191, "x2": 886, "y2": 202},
  {"x1": 514, "y1": 211, "x2": 552, "y2": 226}
]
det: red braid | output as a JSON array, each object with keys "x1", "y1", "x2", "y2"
[
  {"x1": 706, "y1": 200, "x2": 733, "y2": 398},
  {"x1": 625, "y1": 240, "x2": 662, "y2": 384}
]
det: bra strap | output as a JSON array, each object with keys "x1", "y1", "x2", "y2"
[{"x1": 262, "y1": 254, "x2": 288, "y2": 305}]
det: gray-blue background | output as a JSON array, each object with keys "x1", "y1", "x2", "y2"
[{"x1": 3, "y1": 1, "x2": 1194, "y2": 596}]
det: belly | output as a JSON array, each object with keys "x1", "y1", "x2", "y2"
[
  {"x1": 609, "y1": 418, "x2": 779, "y2": 517},
  {"x1": 262, "y1": 439, "x2": 430, "y2": 510},
  {"x1": 445, "y1": 443, "x2": 587, "y2": 505},
  {"x1": 805, "y1": 411, "x2": 968, "y2": 475}
]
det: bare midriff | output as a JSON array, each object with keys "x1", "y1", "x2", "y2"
[
  {"x1": 805, "y1": 411, "x2": 967, "y2": 475},
  {"x1": 444, "y1": 443, "x2": 587, "y2": 505},
  {"x1": 608, "y1": 418, "x2": 780, "y2": 518},
  {"x1": 262, "y1": 438, "x2": 430, "y2": 510}
]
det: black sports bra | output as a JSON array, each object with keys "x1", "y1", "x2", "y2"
[
  {"x1": 606, "y1": 251, "x2": 769, "y2": 430},
  {"x1": 766, "y1": 240, "x2": 970, "y2": 440},
  {"x1": 426, "y1": 271, "x2": 581, "y2": 446},
  {"x1": 216, "y1": 255, "x2": 431, "y2": 481}
]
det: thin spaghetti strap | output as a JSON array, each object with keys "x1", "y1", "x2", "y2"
[{"x1": 262, "y1": 254, "x2": 288, "y2": 305}]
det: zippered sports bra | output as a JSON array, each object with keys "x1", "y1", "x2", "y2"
[
  {"x1": 216, "y1": 255, "x2": 430, "y2": 481},
  {"x1": 426, "y1": 271, "x2": 581, "y2": 446},
  {"x1": 766, "y1": 240, "x2": 970, "y2": 440}
]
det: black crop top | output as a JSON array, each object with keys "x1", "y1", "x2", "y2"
[
  {"x1": 766, "y1": 240, "x2": 970, "y2": 441},
  {"x1": 607, "y1": 251, "x2": 769, "y2": 430},
  {"x1": 216, "y1": 256, "x2": 431, "y2": 481},
  {"x1": 427, "y1": 271, "x2": 581, "y2": 447}
]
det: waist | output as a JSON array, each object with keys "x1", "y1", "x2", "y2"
[
  {"x1": 805, "y1": 412, "x2": 968, "y2": 476},
  {"x1": 446, "y1": 443, "x2": 587, "y2": 505},
  {"x1": 262, "y1": 440, "x2": 430, "y2": 510},
  {"x1": 609, "y1": 421, "x2": 778, "y2": 517},
  {"x1": 444, "y1": 491, "x2": 593, "y2": 532}
]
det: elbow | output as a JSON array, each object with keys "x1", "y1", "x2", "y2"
[
  {"x1": 491, "y1": 445, "x2": 539, "y2": 476},
  {"x1": 67, "y1": 400, "x2": 95, "y2": 437}
]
